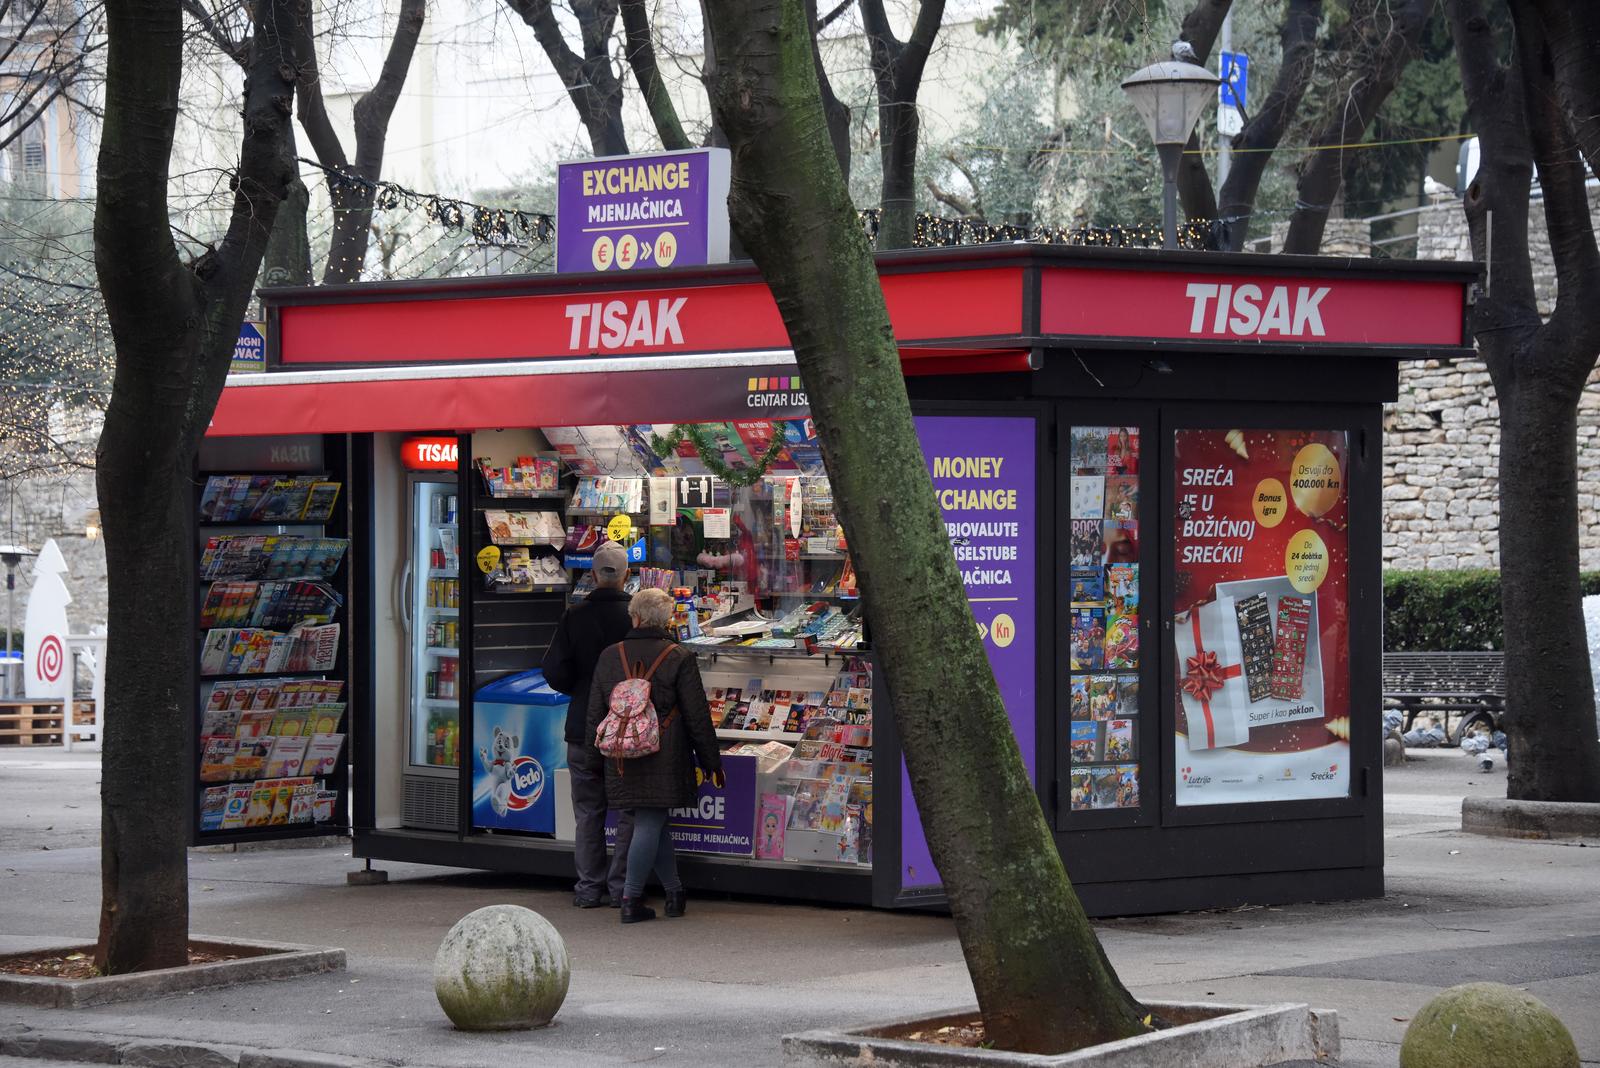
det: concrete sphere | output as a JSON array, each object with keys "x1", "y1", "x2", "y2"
[
  {"x1": 433, "y1": 904, "x2": 570, "y2": 1031},
  {"x1": 1400, "y1": 982, "x2": 1578, "y2": 1068}
]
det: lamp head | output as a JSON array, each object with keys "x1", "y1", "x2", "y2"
[{"x1": 1120, "y1": 59, "x2": 1220, "y2": 146}]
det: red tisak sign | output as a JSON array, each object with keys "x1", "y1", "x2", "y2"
[
  {"x1": 402, "y1": 436, "x2": 459, "y2": 470},
  {"x1": 277, "y1": 268, "x2": 1025, "y2": 365},
  {"x1": 1039, "y1": 266, "x2": 1464, "y2": 347}
]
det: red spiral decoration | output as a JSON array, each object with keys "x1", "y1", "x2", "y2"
[{"x1": 37, "y1": 634, "x2": 64, "y2": 683}]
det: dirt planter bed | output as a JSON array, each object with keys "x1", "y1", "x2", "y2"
[
  {"x1": 783, "y1": 1001, "x2": 1339, "y2": 1068},
  {"x1": 0, "y1": 937, "x2": 345, "y2": 1009}
]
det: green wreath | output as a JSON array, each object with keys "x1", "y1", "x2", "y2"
[{"x1": 650, "y1": 423, "x2": 788, "y2": 487}]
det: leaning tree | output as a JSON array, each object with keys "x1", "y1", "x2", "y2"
[
  {"x1": 92, "y1": 0, "x2": 304, "y2": 972},
  {"x1": 701, "y1": 0, "x2": 1150, "y2": 1052}
]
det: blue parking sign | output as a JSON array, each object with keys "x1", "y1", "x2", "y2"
[{"x1": 1220, "y1": 52, "x2": 1249, "y2": 110}]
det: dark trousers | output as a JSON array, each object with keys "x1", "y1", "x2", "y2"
[{"x1": 568, "y1": 743, "x2": 632, "y2": 901}]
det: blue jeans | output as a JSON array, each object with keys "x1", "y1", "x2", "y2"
[{"x1": 623, "y1": 807, "x2": 681, "y2": 899}]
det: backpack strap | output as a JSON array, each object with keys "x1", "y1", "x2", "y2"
[{"x1": 639, "y1": 644, "x2": 677, "y2": 683}]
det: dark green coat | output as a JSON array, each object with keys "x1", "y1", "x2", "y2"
[{"x1": 584, "y1": 627, "x2": 722, "y2": 810}]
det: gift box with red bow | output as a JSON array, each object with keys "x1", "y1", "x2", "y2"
[{"x1": 1175, "y1": 595, "x2": 1251, "y2": 750}]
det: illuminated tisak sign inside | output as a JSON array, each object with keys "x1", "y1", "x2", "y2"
[{"x1": 403, "y1": 436, "x2": 459, "y2": 470}]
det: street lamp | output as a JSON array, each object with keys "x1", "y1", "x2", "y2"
[
  {"x1": 1, "y1": 543, "x2": 34, "y2": 699},
  {"x1": 1121, "y1": 53, "x2": 1219, "y2": 250}
]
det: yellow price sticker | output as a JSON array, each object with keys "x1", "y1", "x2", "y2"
[
  {"x1": 476, "y1": 545, "x2": 502, "y2": 574},
  {"x1": 607, "y1": 514, "x2": 633, "y2": 542}
]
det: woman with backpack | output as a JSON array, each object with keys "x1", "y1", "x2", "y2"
[{"x1": 586, "y1": 587, "x2": 723, "y2": 924}]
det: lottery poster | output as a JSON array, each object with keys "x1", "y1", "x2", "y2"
[{"x1": 1173, "y1": 429, "x2": 1351, "y2": 805}]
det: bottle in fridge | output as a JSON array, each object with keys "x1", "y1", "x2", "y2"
[{"x1": 403, "y1": 475, "x2": 460, "y2": 830}]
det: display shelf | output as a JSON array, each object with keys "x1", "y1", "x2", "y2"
[
  {"x1": 419, "y1": 698, "x2": 458, "y2": 708},
  {"x1": 484, "y1": 585, "x2": 568, "y2": 596},
  {"x1": 716, "y1": 727, "x2": 803, "y2": 743},
  {"x1": 424, "y1": 647, "x2": 461, "y2": 657},
  {"x1": 565, "y1": 507, "x2": 647, "y2": 517},
  {"x1": 195, "y1": 822, "x2": 346, "y2": 847},
  {"x1": 797, "y1": 552, "x2": 845, "y2": 560},
  {"x1": 200, "y1": 520, "x2": 324, "y2": 530},
  {"x1": 692, "y1": 644, "x2": 863, "y2": 662},
  {"x1": 200, "y1": 668, "x2": 336, "y2": 682},
  {"x1": 427, "y1": 568, "x2": 457, "y2": 579},
  {"x1": 421, "y1": 606, "x2": 459, "y2": 616},
  {"x1": 474, "y1": 491, "x2": 566, "y2": 505}
]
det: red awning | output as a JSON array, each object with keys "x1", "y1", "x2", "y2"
[{"x1": 206, "y1": 348, "x2": 1035, "y2": 437}]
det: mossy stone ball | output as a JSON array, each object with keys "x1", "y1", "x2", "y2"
[
  {"x1": 433, "y1": 904, "x2": 570, "y2": 1031},
  {"x1": 1400, "y1": 982, "x2": 1577, "y2": 1068}
]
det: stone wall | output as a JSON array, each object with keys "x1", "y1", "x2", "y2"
[{"x1": 1381, "y1": 191, "x2": 1600, "y2": 572}]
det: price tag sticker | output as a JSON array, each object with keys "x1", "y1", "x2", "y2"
[
  {"x1": 476, "y1": 545, "x2": 502, "y2": 573},
  {"x1": 607, "y1": 514, "x2": 634, "y2": 542}
]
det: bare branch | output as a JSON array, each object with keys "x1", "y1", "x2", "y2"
[{"x1": 621, "y1": 0, "x2": 691, "y2": 150}]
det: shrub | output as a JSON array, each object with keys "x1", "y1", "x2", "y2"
[{"x1": 1384, "y1": 570, "x2": 1600, "y2": 651}]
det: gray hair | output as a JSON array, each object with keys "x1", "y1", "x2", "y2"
[{"x1": 629, "y1": 588, "x2": 674, "y2": 629}]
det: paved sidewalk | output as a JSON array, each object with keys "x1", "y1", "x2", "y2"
[{"x1": 0, "y1": 749, "x2": 1595, "y2": 1067}]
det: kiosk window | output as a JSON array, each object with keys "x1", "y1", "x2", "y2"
[
  {"x1": 1171, "y1": 429, "x2": 1351, "y2": 806},
  {"x1": 1065, "y1": 426, "x2": 1142, "y2": 813}
]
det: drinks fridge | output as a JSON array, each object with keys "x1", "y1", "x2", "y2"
[{"x1": 402, "y1": 476, "x2": 461, "y2": 830}]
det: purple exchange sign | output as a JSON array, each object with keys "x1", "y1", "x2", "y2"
[
  {"x1": 556, "y1": 149, "x2": 731, "y2": 275},
  {"x1": 901, "y1": 415, "x2": 1038, "y2": 891}
]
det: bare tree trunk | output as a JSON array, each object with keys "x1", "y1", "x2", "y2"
[
  {"x1": 1281, "y1": 0, "x2": 1429, "y2": 254},
  {"x1": 859, "y1": 0, "x2": 944, "y2": 249},
  {"x1": 507, "y1": 0, "x2": 629, "y2": 156},
  {"x1": 1448, "y1": 0, "x2": 1600, "y2": 802},
  {"x1": 1215, "y1": 0, "x2": 1320, "y2": 250},
  {"x1": 1173, "y1": 0, "x2": 1232, "y2": 221},
  {"x1": 94, "y1": 0, "x2": 302, "y2": 974},
  {"x1": 805, "y1": 0, "x2": 851, "y2": 180},
  {"x1": 296, "y1": 0, "x2": 425, "y2": 284},
  {"x1": 701, "y1": 0, "x2": 1148, "y2": 1051},
  {"x1": 621, "y1": 0, "x2": 690, "y2": 150}
]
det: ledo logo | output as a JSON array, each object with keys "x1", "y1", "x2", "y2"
[
  {"x1": 36, "y1": 634, "x2": 63, "y2": 683},
  {"x1": 505, "y1": 755, "x2": 546, "y2": 811}
]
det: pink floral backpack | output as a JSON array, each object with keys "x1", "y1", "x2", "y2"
[{"x1": 595, "y1": 644, "x2": 678, "y2": 759}]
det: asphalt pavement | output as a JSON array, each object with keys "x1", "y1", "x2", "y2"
[{"x1": 0, "y1": 747, "x2": 1595, "y2": 1067}]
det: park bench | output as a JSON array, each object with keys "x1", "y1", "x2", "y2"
[{"x1": 1382, "y1": 651, "x2": 1505, "y2": 744}]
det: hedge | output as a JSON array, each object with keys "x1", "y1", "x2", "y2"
[{"x1": 1384, "y1": 570, "x2": 1600, "y2": 651}]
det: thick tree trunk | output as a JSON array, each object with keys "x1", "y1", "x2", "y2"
[
  {"x1": 506, "y1": 0, "x2": 629, "y2": 156},
  {"x1": 94, "y1": 0, "x2": 301, "y2": 974},
  {"x1": 1215, "y1": 0, "x2": 1320, "y2": 250},
  {"x1": 702, "y1": 0, "x2": 1148, "y2": 1052},
  {"x1": 859, "y1": 0, "x2": 943, "y2": 250},
  {"x1": 263, "y1": 176, "x2": 312, "y2": 288},
  {"x1": 804, "y1": 0, "x2": 851, "y2": 180},
  {"x1": 1450, "y1": 0, "x2": 1600, "y2": 802},
  {"x1": 1494, "y1": 377, "x2": 1600, "y2": 801},
  {"x1": 621, "y1": 0, "x2": 691, "y2": 151},
  {"x1": 1280, "y1": 0, "x2": 1429, "y2": 254}
]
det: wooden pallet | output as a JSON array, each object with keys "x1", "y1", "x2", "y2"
[{"x1": 0, "y1": 701, "x2": 70, "y2": 745}]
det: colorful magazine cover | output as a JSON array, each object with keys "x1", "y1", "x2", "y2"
[
  {"x1": 1088, "y1": 675, "x2": 1119, "y2": 720},
  {"x1": 1106, "y1": 427, "x2": 1139, "y2": 475},
  {"x1": 1070, "y1": 475, "x2": 1105, "y2": 519},
  {"x1": 1069, "y1": 677, "x2": 1090, "y2": 720},
  {"x1": 1105, "y1": 475, "x2": 1139, "y2": 522},
  {"x1": 1090, "y1": 767, "x2": 1120, "y2": 809},
  {"x1": 1069, "y1": 520, "x2": 1104, "y2": 567},
  {"x1": 1069, "y1": 567, "x2": 1104, "y2": 606},
  {"x1": 1069, "y1": 721, "x2": 1099, "y2": 764},
  {"x1": 1105, "y1": 563, "x2": 1139, "y2": 670},
  {"x1": 1070, "y1": 427, "x2": 1109, "y2": 472},
  {"x1": 1069, "y1": 770, "x2": 1094, "y2": 811},
  {"x1": 1070, "y1": 608, "x2": 1105, "y2": 671},
  {"x1": 1104, "y1": 719, "x2": 1135, "y2": 761},
  {"x1": 1116, "y1": 674, "x2": 1140, "y2": 716},
  {"x1": 756, "y1": 793, "x2": 788, "y2": 859},
  {"x1": 1112, "y1": 764, "x2": 1141, "y2": 808},
  {"x1": 1103, "y1": 520, "x2": 1139, "y2": 564}
]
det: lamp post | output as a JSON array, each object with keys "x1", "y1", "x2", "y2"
[
  {"x1": 1120, "y1": 55, "x2": 1219, "y2": 250},
  {"x1": 1, "y1": 543, "x2": 34, "y2": 699}
]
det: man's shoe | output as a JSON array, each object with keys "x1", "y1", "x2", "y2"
[
  {"x1": 573, "y1": 893, "x2": 608, "y2": 909},
  {"x1": 664, "y1": 889, "x2": 687, "y2": 918},
  {"x1": 608, "y1": 888, "x2": 623, "y2": 908},
  {"x1": 620, "y1": 897, "x2": 656, "y2": 924}
]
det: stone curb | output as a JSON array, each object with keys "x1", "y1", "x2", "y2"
[
  {"x1": 0, "y1": 1026, "x2": 376, "y2": 1068},
  {"x1": 1461, "y1": 797, "x2": 1600, "y2": 839},
  {"x1": 782, "y1": 1001, "x2": 1339, "y2": 1067},
  {"x1": 0, "y1": 938, "x2": 345, "y2": 1009}
]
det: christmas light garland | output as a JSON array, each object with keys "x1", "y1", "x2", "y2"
[
  {"x1": 302, "y1": 158, "x2": 555, "y2": 249},
  {"x1": 649, "y1": 424, "x2": 788, "y2": 487},
  {"x1": 860, "y1": 209, "x2": 1217, "y2": 250}
]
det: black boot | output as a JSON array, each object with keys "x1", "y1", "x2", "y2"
[
  {"x1": 620, "y1": 897, "x2": 656, "y2": 924},
  {"x1": 665, "y1": 888, "x2": 687, "y2": 918}
]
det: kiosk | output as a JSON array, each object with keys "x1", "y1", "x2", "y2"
[{"x1": 193, "y1": 243, "x2": 1474, "y2": 913}]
